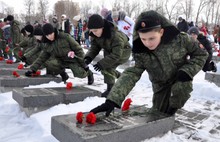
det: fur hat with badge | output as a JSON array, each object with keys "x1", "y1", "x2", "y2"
[
  {"x1": 24, "y1": 24, "x2": 34, "y2": 34},
  {"x1": 42, "y1": 23, "x2": 54, "y2": 35},
  {"x1": 88, "y1": 14, "x2": 104, "y2": 29},
  {"x1": 188, "y1": 27, "x2": 199, "y2": 35},
  {"x1": 6, "y1": 15, "x2": 14, "y2": 21}
]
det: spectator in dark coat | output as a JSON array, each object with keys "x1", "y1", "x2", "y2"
[
  {"x1": 188, "y1": 27, "x2": 217, "y2": 72},
  {"x1": 177, "y1": 17, "x2": 189, "y2": 33}
]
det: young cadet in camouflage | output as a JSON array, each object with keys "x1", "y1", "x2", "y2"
[
  {"x1": 13, "y1": 24, "x2": 36, "y2": 62},
  {"x1": 25, "y1": 23, "x2": 94, "y2": 85},
  {"x1": 21, "y1": 27, "x2": 63, "y2": 76},
  {"x1": 85, "y1": 14, "x2": 131, "y2": 97},
  {"x1": 90, "y1": 10, "x2": 208, "y2": 116},
  {"x1": 6, "y1": 15, "x2": 21, "y2": 53}
]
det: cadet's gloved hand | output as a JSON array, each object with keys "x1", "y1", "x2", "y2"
[
  {"x1": 67, "y1": 51, "x2": 75, "y2": 58},
  {"x1": 176, "y1": 70, "x2": 192, "y2": 82},
  {"x1": 20, "y1": 56, "x2": 26, "y2": 62},
  {"x1": 90, "y1": 100, "x2": 119, "y2": 117},
  {"x1": 84, "y1": 57, "x2": 92, "y2": 65},
  {"x1": 25, "y1": 70, "x2": 36, "y2": 77},
  {"x1": 93, "y1": 63, "x2": 102, "y2": 71}
]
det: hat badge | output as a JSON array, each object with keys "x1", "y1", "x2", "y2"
[{"x1": 141, "y1": 22, "x2": 146, "y2": 28}]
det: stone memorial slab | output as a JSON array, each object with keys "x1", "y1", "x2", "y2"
[
  {"x1": 0, "y1": 67, "x2": 28, "y2": 75},
  {"x1": 0, "y1": 61, "x2": 20, "y2": 68},
  {"x1": 0, "y1": 75, "x2": 62, "y2": 87},
  {"x1": 205, "y1": 72, "x2": 220, "y2": 87},
  {"x1": 13, "y1": 87, "x2": 101, "y2": 116},
  {"x1": 51, "y1": 106, "x2": 175, "y2": 142}
]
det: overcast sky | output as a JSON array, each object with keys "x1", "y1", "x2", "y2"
[{"x1": 0, "y1": 0, "x2": 61, "y2": 14}]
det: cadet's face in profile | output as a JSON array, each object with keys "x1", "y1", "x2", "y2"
[
  {"x1": 139, "y1": 29, "x2": 164, "y2": 50},
  {"x1": 46, "y1": 32, "x2": 55, "y2": 41},
  {"x1": 90, "y1": 28, "x2": 103, "y2": 37}
]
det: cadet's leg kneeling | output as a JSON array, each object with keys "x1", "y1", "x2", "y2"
[{"x1": 170, "y1": 81, "x2": 192, "y2": 109}]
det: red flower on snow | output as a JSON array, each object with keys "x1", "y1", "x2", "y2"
[
  {"x1": 121, "y1": 98, "x2": 132, "y2": 111},
  {"x1": 17, "y1": 64, "x2": 24, "y2": 69},
  {"x1": 31, "y1": 71, "x2": 41, "y2": 77},
  {"x1": 86, "y1": 112, "x2": 96, "y2": 124},
  {"x1": 66, "y1": 82, "x2": 73, "y2": 89},
  {"x1": 12, "y1": 71, "x2": 20, "y2": 77},
  {"x1": 76, "y1": 112, "x2": 84, "y2": 123}
]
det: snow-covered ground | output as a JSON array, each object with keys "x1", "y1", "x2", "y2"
[{"x1": 1, "y1": 57, "x2": 220, "y2": 142}]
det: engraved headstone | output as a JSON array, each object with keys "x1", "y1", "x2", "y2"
[
  {"x1": 205, "y1": 72, "x2": 220, "y2": 87},
  {"x1": 0, "y1": 68, "x2": 28, "y2": 75},
  {"x1": 13, "y1": 87, "x2": 101, "y2": 116},
  {"x1": 51, "y1": 106, "x2": 175, "y2": 142},
  {"x1": 0, "y1": 75, "x2": 62, "y2": 87}
]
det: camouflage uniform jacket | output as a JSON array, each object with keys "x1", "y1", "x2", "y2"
[
  {"x1": 107, "y1": 10, "x2": 208, "y2": 107},
  {"x1": 18, "y1": 35, "x2": 36, "y2": 51},
  {"x1": 10, "y1": 20, "x2": 21, "y2": 46},
  {"x1": 24, "y1": 41, "x2": 44, "y2": 59},
  {"x1": 30, "y1": 31, "x2": 84, "y2": 72},
  {"x1": 85, "y1": 20, "x2": 131, "y2": 69}
]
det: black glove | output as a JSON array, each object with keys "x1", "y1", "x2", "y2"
[
  {"x1": 93, "y1": 63, "x2": 102, "y2": 72},
  {"x1": 90, "y1": 100, "x2": 119, "y2": 117},
  {"x1": 25, "y1": 70, "x2": 36, "y2": 77},
  {"x1": 84, "y1": 57, "x2": 92, "y2": 65},
  {"x1": 20, "y1": 56, "x2": 26, "y2": 62},
  {"x1": 176, "y1": 70, "x2": 192, "y2": 82}
]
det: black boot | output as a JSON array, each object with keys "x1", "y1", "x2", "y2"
[
  {"x1": 101, "y1": 84, "x2": 114, "y2": 98},
  {"x1": 210, "y1": 61, "x2": 217, "y2": 72},
  {"x1": 60, "y1": 71, "x2": 69, "y2": 83},
  {"x1": 87, "y1": 70, "x2": 94, "y2": 85}
]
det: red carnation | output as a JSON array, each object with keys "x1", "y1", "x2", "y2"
[
  {"x1": 18, "y1": 50, "x2": 23, "y2": 57},
  {"x1": 35, "y1": 71, "x2": 41, "y2": 75},
  {"x1": 122, "y1": 98, "x2": 132, "y2": 111},
  {"x1": 5, "y1": 46, "x2": 10, "y2": 53},
  {"x1": 12, "y1": 71, "x2": 20, "y2": 77},
  {"x1": 6, "y1": 60, "x2": 13, "y2": 64},
  {"x1": 76, "y1": 112, "x2": 84, "y2": 123},
  {"x1": 17, "y1": 64, "x2": 24, "y2": 69},
  {"x1": 31, "y1": 71, "x2": 41, "y2": 77},
  {"x1": 66, "y1": 82, "x2": 73, "y2": 89},
  {"x1": 86, "y1": 112, "x2": 96, "y2": 124},
  {"x1": 0, "y1": 57, "x2": 3, "y2": 61}
]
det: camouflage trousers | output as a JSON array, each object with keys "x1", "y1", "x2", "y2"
[
  {"x1": 152, "y1": 81, "x2": 192, "y2": 113},
  {"x1": 26, "y1": 54, "x2": 64, "y2": 76}
]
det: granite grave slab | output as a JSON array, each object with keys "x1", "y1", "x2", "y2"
[
  {"x1": 0, "y1": 75, "x2": 62, "y2": 87},
  {"x1": 13, "y1": 86, "x2": 101, "y2": 116},
  {"x1": 205, "y1": 72, "x2": 220, "y2": 87},
  {"x1": 51, "y1": 106, "x2": 175, "y2": 142}
]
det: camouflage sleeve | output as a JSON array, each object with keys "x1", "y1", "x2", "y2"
[
  {"x1": 66, "y1": 34, "x2": 85, "y2": 59},
  {"x1": 180, "y1": 34, "x2": 208, "y2": 78},
  {"x1": 30, "y1": 50, "x2": 51, "y2": 72},
  {"x1": 85, "y1": 38, "x2": 101, "y2": 59},
  {"x1": 98, "y1": 32, "x2": 126, "y2": 69},
  {"x1": 18, "y1": 38, "x2": 28, "y2": 47},
  {"x1": 107, "y1": 62, "x2": 145, "y2": 107},
  {"x1": 24, "y1": 44, "x2": 42, "y2": 59}
]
